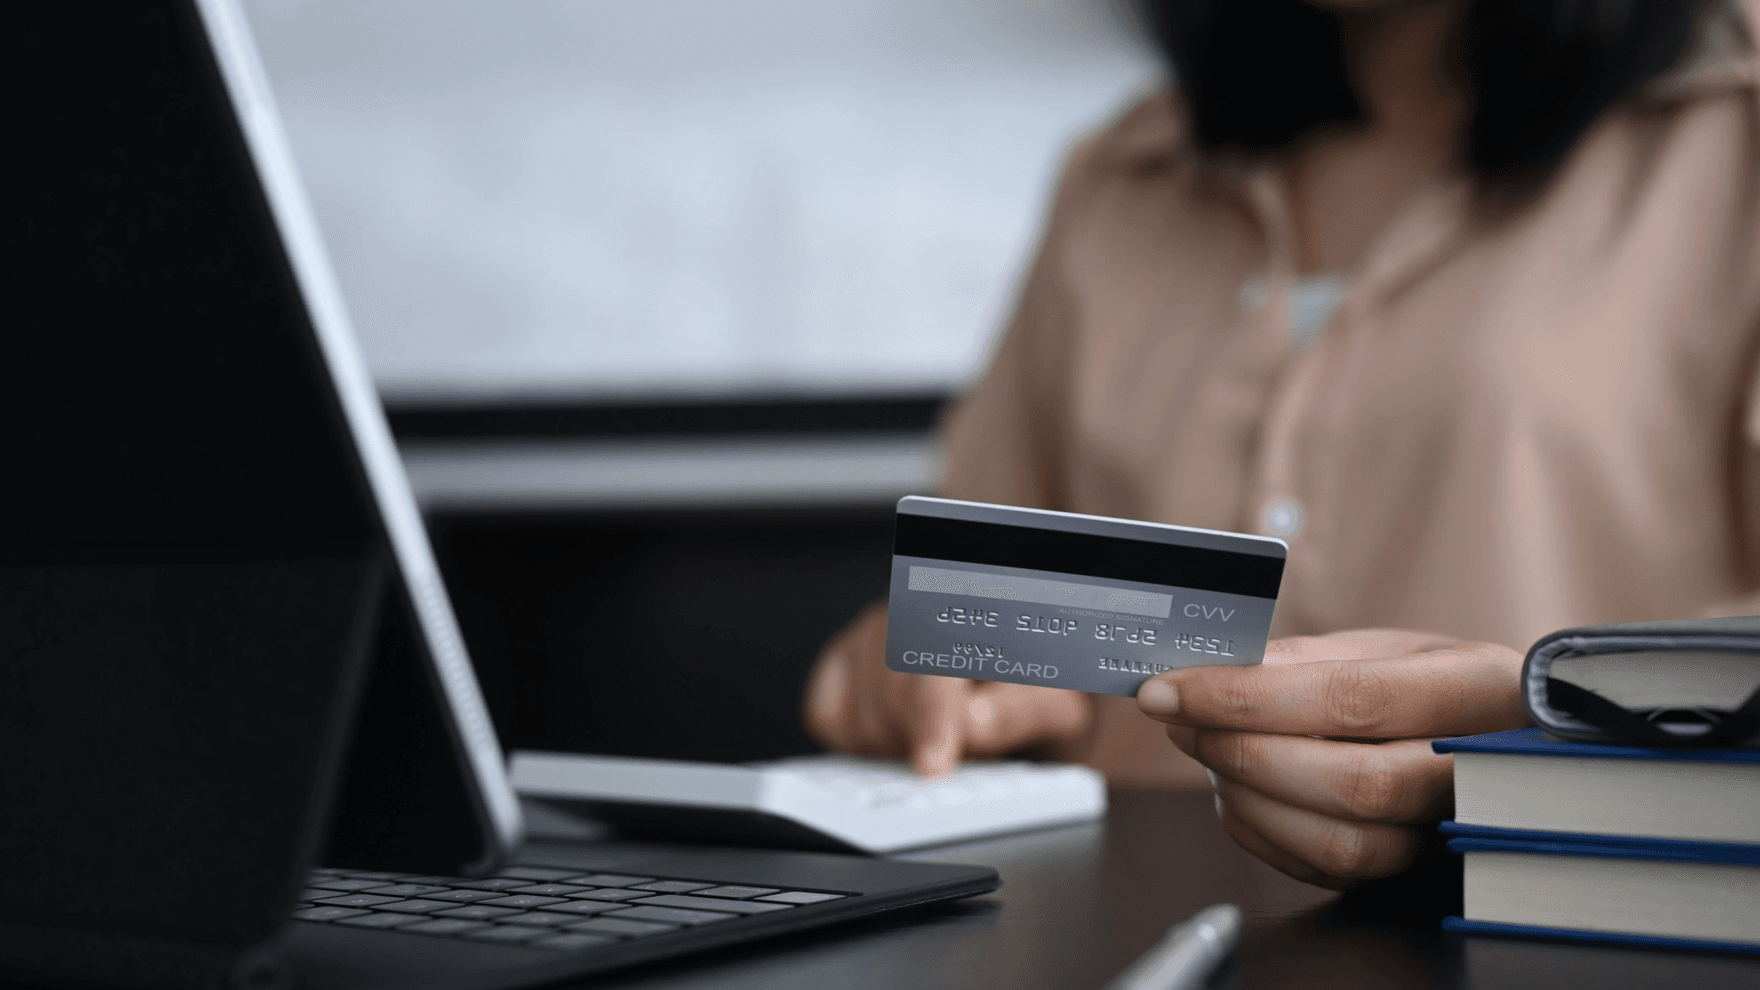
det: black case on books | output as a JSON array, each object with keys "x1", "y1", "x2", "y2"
[{"x1": 1521, "y1": 615, "x2": 1760, "y2": 746}]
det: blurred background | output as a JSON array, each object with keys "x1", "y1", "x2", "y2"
[{"x1": 243, "y1": 0, "x2": 1157, "y2": 761}]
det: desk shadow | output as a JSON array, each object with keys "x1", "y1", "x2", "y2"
[
  {"x1": 1238, "y1": 874, "x2": 1466, "y2": 990},
  {"x1": 1461, "y1": 929, "x2": 1760, "y2": 990}
]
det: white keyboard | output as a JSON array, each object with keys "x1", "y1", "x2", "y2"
[{"x1": 510, "y1": 752, "x2": 1107, "y2": 854}]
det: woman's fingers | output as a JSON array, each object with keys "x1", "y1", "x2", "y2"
[
  {"x1": 902, "y1": 674, "x2": 974, "y2": 776},
  {"x1": 802, "y1": 643, "x2": 854, "y2": 750},
  {"x1": 804, "y1": 600, "x2": 1093, "y2": 774},
  {"x1": 1144, "y1": 628, "x2": 1523, "y2": 888},
  {"x1": 806, "y1": 602, "x2": 907, "y2": 756},
  {"x1": 907, "y1": 680, "x2": 1094, "y2": 775},
  {"x1": 961, "y1": 682, "x2": 1093, "y2": 758},
  {"x1": 1174, "y1": 730, "x2": 1452, "y2": 825},
  {"x1": 1138, "y1": 640, "x2": 1525, "y2": 738},
  {"x1": 1214, "y1": 801, "x2": 1334, "y2": 889},
  {"x1": 1262, "y1": 628, "x2": 1465, "y2": 666},
  {"x1": 1215, "y1": 779, "x2": 1425, "y2": 886}
]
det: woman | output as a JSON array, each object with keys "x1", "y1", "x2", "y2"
[{"x1": 805, "y1": 0, "x2": 1760, "y2": 891}]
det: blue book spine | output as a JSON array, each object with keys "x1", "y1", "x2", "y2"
[
  {"x1": 1441, "y1": 917, "x2": 1760, "y2": 956},
  {"x1": 1438, "y1": 822, "x2": 1760, "y2": 861},
  {"x1": 1435, "y1": 732, "x2": 1760, "y2": 953},
  {"x1": 1440, "y1": 822, "x2": 1760, "y2": 954}
]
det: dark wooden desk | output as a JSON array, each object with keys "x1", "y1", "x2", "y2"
[{"x1": 562, "y1": 790, "x2": 1760, "y2": 990}]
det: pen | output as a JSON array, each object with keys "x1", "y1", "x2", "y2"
[{"x1": 1103, "y1": 903, "x2": 1242, "y2": 990}]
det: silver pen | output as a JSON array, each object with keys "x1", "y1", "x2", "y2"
[{"x1": 1104, "y1": 903, "x2": 1242, "y2": 990}]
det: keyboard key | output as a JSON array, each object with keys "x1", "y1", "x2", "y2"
[
  {"x1": 462, "y1": 925, "x2": 552, "y2": 944},
  {"x1": 316, "y1": 894, "x2": 403, "y2": 908},
  {"x1": 548, "y1": 900, "x2": 621, "y2": 916},
  {"x1": 528, "y1": 932, "x2": 618, "y2": 952},
  {"x1": 608, "y1": 905, "x2": 734, "y2": 926},
  {"x1": 334, "y1": 912, "x2": 424, "y2": 929},
  {"x1": 300, "y1": 888, "x2": 335, "y2": 901},
  {"x1": 567, "y1": 888, "x2": 649, "y2": 902},
  {"x1": 562, "y1": 874, "x2": 654, "y2": 887},
  {"x1": 434, "y1": 905, "x2": 522, "y2": 921},
  {"x1": 361, "y1": 884, "x2": 449, "y2": 898},
  {"x1": 480, "y1": 895, "x2": 565, "y2": 909},
  {"x1": 308, "y1": 878, "x2": 389, "y2": 892},
  {"x1": 693, "y1": 886, "x2": 780, "y2": 899},
  {"x1": 565, "y1": 917, "x2": 678, "y2": 938},
  {"x1": 402, "y1": 918, "x2": 490, "y2": 937},
  {"x1": 330, "y1": 871, "x2": 410, "y2": 881},
  {"x1": 628, "y1": 880, "x2": 714, "y2": 894},
  {"x1": 427, "y1": 889, "x2": 505, "y2": 903},
  {"x1": 496, "y1": 867, "x2": 579, "y2": 882},
  {"x1": 757, "y1": 891, "x2": 846, "y2": 905},
  {"x1": 507, "y1": 884, "x2": 588, "y2": 896},
  {"x1": 496, "y1": 911, "x2": 577, "y2": 927},
  {"x1": 293, "y1": 906, "x2": 368, "y2": 922},
  {"x1": 634, "y1": 895, "x2": 792, "y2": 915},
  {"x1": 446, "y1": 878, "x2": 531, "y2": 892},
  {"x1": 372, "y1": 899, "x2": 455, "y2": 914},
  {"x1": 396, "y1": 876, "x2": 466, "y2": 886}
]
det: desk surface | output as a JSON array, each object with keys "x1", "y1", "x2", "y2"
[{"x1": 562, "y1": 790, "x2": 1760, "y2": 990}]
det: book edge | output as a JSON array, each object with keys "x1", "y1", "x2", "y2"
[
  {"x1": 1439, "y1": 820, "x2": 1760, "y2": 856},
  {"x1": 1447, "y1": 836, "x2": 1760, "y2": 864},
  {"x1": 1441, "y1": 916, "x2": 1760, "y2": 956},
  {"x1": 1431, "y1": 728, "x2": 1760, "y2": 762}
]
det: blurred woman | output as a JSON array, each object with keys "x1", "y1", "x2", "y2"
[{"x1": 804, "y1": 0, "x2": 1760, "y2": 889}]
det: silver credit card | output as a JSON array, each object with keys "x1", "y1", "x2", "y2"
[{"x1": 885, "y1": 497, "x2": 1286, "y2": 696}]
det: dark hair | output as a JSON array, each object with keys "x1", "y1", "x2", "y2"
[{"x1": 1137, "y1": 0, "x2": 1714, "y2": 189}]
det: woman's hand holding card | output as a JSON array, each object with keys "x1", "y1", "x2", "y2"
[{"x1": 1138, "y1": 629, "x2": 1527, "y2": 890}]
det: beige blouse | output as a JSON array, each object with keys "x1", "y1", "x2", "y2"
[{"x1": 939, "y1": 4, "x2": 1760, "y2": 785}]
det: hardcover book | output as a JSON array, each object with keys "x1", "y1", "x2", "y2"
[
  {"x1": 1440, "y1": 826, "x2": 1759, "y2": 954},
  {"x1": 1432, "y1": 729, "x2": 1760, "y2": 844}
]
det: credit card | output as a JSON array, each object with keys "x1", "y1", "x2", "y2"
[{"x1": 885, "y1": 496, "x2": 1286, "y2": 696}]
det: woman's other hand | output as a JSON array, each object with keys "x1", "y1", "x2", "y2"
[
  {"x1": 804, "y1": 601, "x2": 1096, "y2": 776},
  {"x1": 1137, "y1": 629, "x2": 1527, "y2": 890}
]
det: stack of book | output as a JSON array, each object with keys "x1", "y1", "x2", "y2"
[
  {"x1": 1434, "y1": 615, "x2": 1759, "y2": 954},
  {"x1": 1434, "y1": 729, "x2": 1758, "y2": 953}
]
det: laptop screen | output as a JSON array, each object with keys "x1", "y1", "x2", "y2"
[
  {"x1": 5, "y1": 2, "x2": 519, "y2": 982},
  {"x1": 15, "y1": 14, "x2": 372, "y2": 558}
]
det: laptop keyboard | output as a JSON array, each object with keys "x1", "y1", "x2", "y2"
[{"x1": 293, "y1": 866, "x2": 852, "y2": 951}]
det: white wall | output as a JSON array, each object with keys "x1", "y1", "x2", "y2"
[{"x1": 243, "y1": 0, "x2": 1157, "y2": 404}]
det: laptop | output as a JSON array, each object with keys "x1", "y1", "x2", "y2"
[{"x1": 1, "y1": 3, "x2": 998, "y2": 988}]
